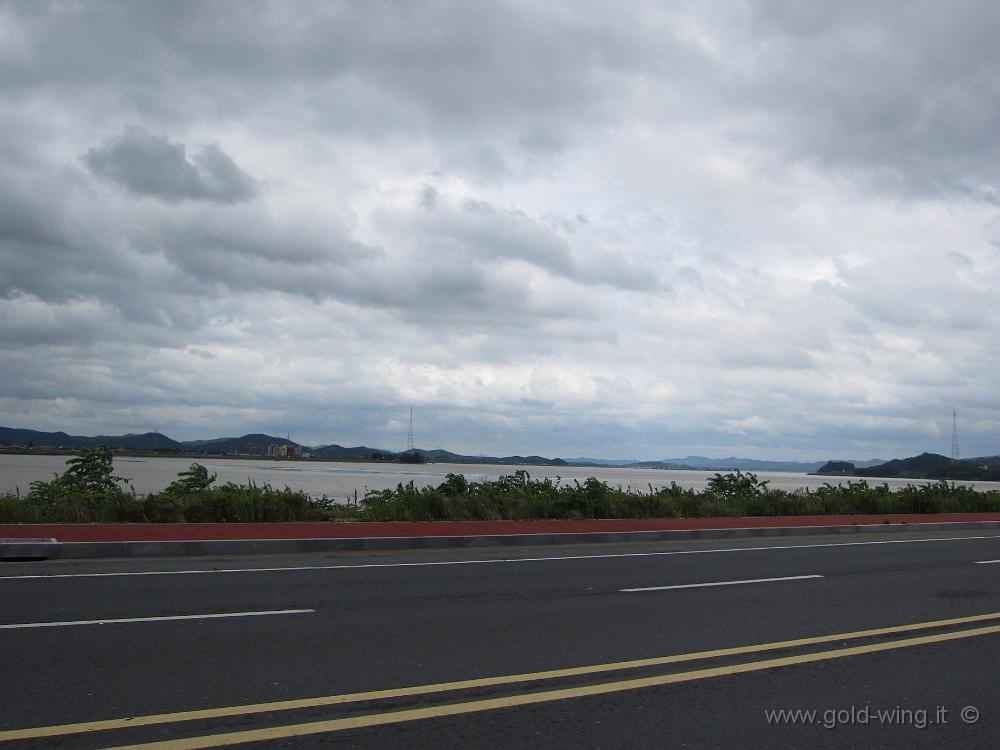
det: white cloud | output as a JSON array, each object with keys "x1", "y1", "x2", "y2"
[{"x1": 1, "y1": 1, "x2": 998, "y2": 460}]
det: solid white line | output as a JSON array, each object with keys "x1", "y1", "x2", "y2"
[
  {"x1": 974, "y1": 560, "x2": 1000, "y2": 564},
  {"x1": 0, "y1": 609, "x2": 315, "y2": 630},
  {"x1": 621, "y1": 574, "x2": 824, "y2": 592},
  {"x1": 2, "y1": 534, "x2": 999, "y2": 580}
]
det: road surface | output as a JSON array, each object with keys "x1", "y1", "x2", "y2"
[{"x1": 1, "y1": 530, "x2": 999, "y2": 748}]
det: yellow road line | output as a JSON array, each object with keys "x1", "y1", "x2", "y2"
[
  {"x1": 3, "y1": 610, "x2": 1000, "y2": 742},
  {"x1": 101, "y1": 623, "x2": 1000, "y2": 750}
]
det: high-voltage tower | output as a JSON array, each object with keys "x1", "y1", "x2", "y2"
[
  {"x1": 406, "y1": 408, "x2": 415, "y2": 452},
  {"x1": 951, "y1": 410, "x2": 960, "y2": 462}
]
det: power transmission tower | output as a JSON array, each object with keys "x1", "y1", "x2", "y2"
[
  {"x1": 406, "y1": 408, "x2": 415, "y2": 452},
  {"x1": 951, "y1": 410, "x2": 960, "y2": 462}
]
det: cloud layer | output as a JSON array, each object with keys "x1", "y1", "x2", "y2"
[
  {"x1": 2, "y1": 1, "x2": 999, "y2": 460},
  {"x1": 85, "y1": 129, "x2": 257, "y2": 203}
]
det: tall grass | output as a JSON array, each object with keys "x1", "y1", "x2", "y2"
[
  {"x1": 357, "y1": 470, "x2": 1000, "y2": 522},
  {"x1": 3, "y1": 456, "x2": 1000, "y2": 523},
  {"x1": 0, "y1": 450, "x2": 350, "y2": 523}
]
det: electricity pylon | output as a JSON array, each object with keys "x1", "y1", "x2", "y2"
[{"x1": 951, "y1": 410, "x2": 960, "y2": 462}]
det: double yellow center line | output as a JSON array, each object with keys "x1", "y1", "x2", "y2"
[{"x1": 4, "y1": 611, "x2": 1000, "y2": 749}]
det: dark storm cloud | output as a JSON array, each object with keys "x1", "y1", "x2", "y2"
[
  {"x1": 2, "y1": 1, "x2": 999, "y2": 459},
  {"x1": 388, "y1": 192, "x2": 661, "y2": 292},
  {"x1": 725, "y1": 1, "x2": 1000, "y2": 199},
  {"x1": 417, "y1": 198, "x2": 577, "y2": 274},
  {"x1": 0, "y1": 179, "x2": 65, "y2": 248},
  {"x1": 84, "y1": 129, "x2": 257, "y2": 203},
  {"x1": 0, "y1": 167, "x2": 587, "y2": 347},
  {"x1": 7, "y1": 2, "x2": 1000, "y2": 198},
  {"x1": 822, "y1": 261, "x2": 997, "y2": 333},
  {"x1": 2, "y1": 1, "x2": 689, "y2": 158}
]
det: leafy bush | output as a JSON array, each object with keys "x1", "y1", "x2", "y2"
[
  {"x1": 358, "y1": 470, "x2": 1000, "y2": 522},
  {"x1": 0, "y1": 451, "x2": 355, "y2": 523},
  {"x1": 141, "y1": 465, "x2": 353, "y2": 522},
  {"x1": 5, "y1": 456, "x2": 1000, "y2": 523},
  {"x1": 17, "y1": 446, "x2": 140, "y2": 522}
]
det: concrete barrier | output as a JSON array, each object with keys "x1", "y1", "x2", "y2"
[{"x1": 0, "y1": 539, "x2": 58, "y2": 561}]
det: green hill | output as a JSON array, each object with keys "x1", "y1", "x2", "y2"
[
  {"x1": 826, "y1": 452, "x2": 1000, "y2": 481},
  {"x1": 0, "y1": 426, "x2": 184, "y2": 451},
  {"x1": 181, "y1": 434, "x2": 302, "y2": 455}
]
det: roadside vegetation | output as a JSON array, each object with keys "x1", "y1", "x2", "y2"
[
  {"x1": 3, "y1": 450, "x2": 1000, "y2": 524},
  {"x1": 0, "y1": 447, "x2": 347, "y2": 523},
  {"x1": 358, "y1": 469, "x2": 1000, "y2": 521}
]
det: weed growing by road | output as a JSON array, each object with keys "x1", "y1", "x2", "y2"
[
  {"x1": 3, "y1": 453, "x2": 1000, "y2": 523},
  {"x1": 358, "y1": 470, "x2": 1000, "y2": 521},
  {"x1": 0, "y1": 449, "x2": 347, "y2": 522}
]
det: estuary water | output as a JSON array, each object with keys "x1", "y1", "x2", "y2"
[{"x1": 3, "y1": 453, "x2": 999, "y2": 500}]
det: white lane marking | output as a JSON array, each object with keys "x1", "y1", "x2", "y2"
[
  {"x1": 621, "y1": 574, "x2": 824, "y2": 593},
  {"x1": 0, "y1": 609, "x2": 315, "y2": 629},
  {"x1": 974, "y1": 560, "x2": 1000, "y2": 564},
  {"x1": 2, "y1": 534, "x2": 999, "y2": 580}
]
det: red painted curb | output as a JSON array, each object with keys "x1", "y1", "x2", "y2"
[{"x1": 3, "y1": 514, "x2": 1000, "y2": 542}]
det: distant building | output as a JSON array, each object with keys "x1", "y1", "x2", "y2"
[{"x1": 266, "y1": 443, "x2": 301, "y2": 458}]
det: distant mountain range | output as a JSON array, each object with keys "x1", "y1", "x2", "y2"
[
  {"x1": 0, "y1": 426, "x2": 572, "y2": 466},
  {"x1": 568, "y1": 456, "x2": 886, "y2": 471},
  {"x1": 0, "y1": 427, "x2": 187, "y2": 452},
  {"x1": 816, "y1": 453, "x2": 1000, "y2": 481},
  {"x1": 3, "y1": 425, "x2": 991, "y2": 479},
  {"x1": 654, "y1": 456, "x2": 885, "y2": 472}
]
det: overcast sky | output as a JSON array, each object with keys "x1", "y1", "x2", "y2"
[{"x1": 2, "y1": 1, "x2": 999, "y2": 460}]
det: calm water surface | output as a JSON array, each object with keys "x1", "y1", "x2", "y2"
[{"x1": 3, "y1": 454, "x2": 999, "y2": 500}]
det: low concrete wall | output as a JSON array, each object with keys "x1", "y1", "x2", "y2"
[{"x1": 4, "y1": 520, "x2": 999, "y2": 560}]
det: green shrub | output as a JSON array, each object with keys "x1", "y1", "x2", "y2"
[
  {"x1": 6, "y1": 459, "x2": 1000, "y2": 523},
  {"x1": 141, "y1": 465, "x2": 353, "y2": 522},
  {"x1": 19, "y1": 446, "x2": 141, "y2": 522},
  {"x1": 357, "y1": 471, "x2": 1000, "y2": 522},
  {"x1": 0, "y1": 452, "x2": 357, "y2": 523}
]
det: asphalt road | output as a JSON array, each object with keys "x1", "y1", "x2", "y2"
[{"x1": 2, "y1": 530, "x2": 1000, "y2": 749}]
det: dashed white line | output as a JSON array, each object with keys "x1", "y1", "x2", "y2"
[
  {"x1": 0, "y1": 609, "x2": 315, "y2": 629},
  {"x1": 974, "y1": 560, "x2": 1000, "y2": 565},
  {"x1": 621, "y1": 574, "x2": 824, "y2": 593},
  {"x1": 1, "y1": 534, "x2": 999, "y2": 580}
]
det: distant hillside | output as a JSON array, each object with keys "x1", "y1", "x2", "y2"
[
  {"x1": 181, "y1": 434, "x2": 303, "y2": 455},
  {"x1": 94, "y1": 432, "x2": 185, "y2": 451},
  {"x1": 7, "y1": 425, "x2": 977, "y2": 479},
  {"x1": 856, "y1": 453, "x2": 952, "y2": 478},
  {"x1": 567, "y1": 457, "x2": 644, "y2": 466},
  {"x1": 0, "y1": 426, "x2": 184, "y2": 451},
  {"x1": 0, "y1": 426, "x2": 299, "y2": 455},
  {"x1": 312, "y1": 446, "x2": 498, "y2": 462},
  {"x1": 627, "y1": 461, "x2": 696, "y2": 470},
  {"x1": 814, "y1": 461, "x2": 856, "y2": 476},
  {"x1": 490, "y1": 455, "x2": 568, "y2": 466},
  {"x1": 413, "y1": 448, "x2": 473, "y2": 463},
  {"x1": 660, "y1": 456, "x2": 825, "y2": 472},
  {"x1": 310, "y1": 444, "x2": 388, "y2": 459},
  {"x1": 0, "y1": 425, "x2": 569, "y2": 464},
  {"x1": 818, "y1": 452, "x2": 1000, "y2": 481},
  {"x1": 683, "y1": 456, "x2": 889, "y2": 472},
  {"x1": 411, "y1": 449, "x2": 568, "y2": 466}
]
